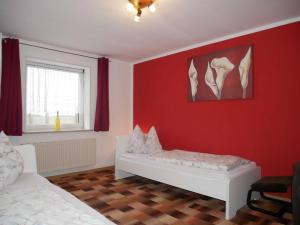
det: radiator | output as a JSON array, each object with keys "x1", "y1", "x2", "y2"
[{"x1": 34, "y1": 139, "x2": 96, "y2": 173}]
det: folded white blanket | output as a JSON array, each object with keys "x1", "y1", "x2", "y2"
[{"x1": 147, "y1": 150, "x2": 252, "y2": 171}]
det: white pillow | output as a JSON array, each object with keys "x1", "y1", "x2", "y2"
[
  {"x1": 127, "y1": 125, "x2": 145, "y2": 153},
  {"x1": 0, "y1": 131, "x2": 10, "y2": 144},
  {"x1": 0, "y1": 132, "x2": 24, "y2": 190},
  {"x1": 144, "y1": 127, "x2": 162, "y2": 154},
  {"x1": 127, "y1": 125, "x2": 162, "y2": 154}
]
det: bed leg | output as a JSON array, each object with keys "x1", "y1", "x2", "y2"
[
  {"x1": 226, "y1": 167, "x2": 261, "y2": 220},
  {"x1": 115, "y1": 168, "x2": 134, "y2": 180},
  {"x1": 226, "y1": 185, "x2": 252, "y2": 220},
  {"x1": 225, "y1": 200, "x2": 239, "y2": 220}
]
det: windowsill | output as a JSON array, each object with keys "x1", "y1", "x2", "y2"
[{"x1": 23, "y1": 129, "x2": 93, "y2": 134}]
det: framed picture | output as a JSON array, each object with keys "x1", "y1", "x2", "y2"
[{"x1": 188, "y1": 45, "x2": 253, "y2": 102}]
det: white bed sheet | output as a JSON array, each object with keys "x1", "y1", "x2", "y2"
[
  {"x1": 0, "y1": 173, "x2": 116, "y2": 225},
  {"x1": 120, "y1": 153, "x2": 257, "y2": 180},
  {"x1": 147, "y1": 149, "x2": 252, "y2": 171}
]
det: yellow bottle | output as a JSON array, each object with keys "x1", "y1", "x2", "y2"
[{"x1": 55, "y1": 111, "x2": 61, "y2": 131}]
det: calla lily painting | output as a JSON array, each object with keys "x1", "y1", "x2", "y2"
[{"x1": 188, "y1": 45, "x2": 253, "y2": 102}]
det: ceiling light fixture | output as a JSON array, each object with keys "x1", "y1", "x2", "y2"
[
  {"x1": 126, "y1": 2, "x2": 134, "y2": 12},
  {"x1": 126, "y1": 0, "x2": 156, "y2": 22}
]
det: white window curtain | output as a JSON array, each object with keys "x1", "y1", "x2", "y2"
[{"x1": 26, "y1": 64, "x2": 83, "y2": 127}]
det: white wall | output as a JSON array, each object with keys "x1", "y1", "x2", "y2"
[{"x1": 9, "y1": 43, "x2": 133, "y2": 176}]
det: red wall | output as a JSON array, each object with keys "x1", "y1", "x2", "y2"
[{"x1": 134, "y1": 22, "x2": 300, "y2": 176}]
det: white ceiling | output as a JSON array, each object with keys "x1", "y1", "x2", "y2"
[{"x1": 0, "y1": 0, "x2": 300, "y2": 62}]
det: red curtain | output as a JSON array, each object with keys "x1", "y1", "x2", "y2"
[
  {"x1": 0, "y1": 38, "x2": 22, "y2": 136},
  {"x1": 94, "y1": 57, "x2": 109, "y2": 131}
]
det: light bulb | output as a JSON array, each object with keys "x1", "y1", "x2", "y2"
[
  {"x1": 149, "y1": 3, "x2": 156, "y2": 13},
  {"x1": 134, "y1": 15, "x2": 141, "y2": 22},
  {"x1": 126, "y1": 2, "x2": 134, "y2": 12}
]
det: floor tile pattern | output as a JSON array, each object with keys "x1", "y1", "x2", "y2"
[{"x1": 48, "y1": 169, "x2": 292, "y2": 225}]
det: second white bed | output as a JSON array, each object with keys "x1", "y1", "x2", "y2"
[{"x1": 115, "y1": 135, "x2": 261, "y2": 220}]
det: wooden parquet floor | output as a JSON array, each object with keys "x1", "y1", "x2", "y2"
[{"x1": 48, "y1": 168, "x2": 292, "y2": 225}]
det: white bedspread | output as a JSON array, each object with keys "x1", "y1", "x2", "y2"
[
  {"x1": 0, "y1": 174, "x2": 115, "y2": 225},
  {"x1": 147, "y1": 150, "x2": 252, "y2": 171}
]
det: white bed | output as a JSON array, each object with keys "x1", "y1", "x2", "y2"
[
  {"x1": 0, "y1": 144, "x2": 116, "y2": 225},
  {"x1": 115, "y1": 135, "x2": 261, "y2": 220}
]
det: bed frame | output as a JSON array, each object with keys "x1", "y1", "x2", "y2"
[
  {"x1": 14, "y1": 144, "x2": 37, "y2": 173},
  {"x1": 115, "y1": 135, "x2": 261, "y2": 220}
]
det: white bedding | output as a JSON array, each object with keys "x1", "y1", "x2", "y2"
[
  {"x1": 147, "y1": 150, "x2": 253, "y2": 171},
  {"x1": 0, "y1": 173, "x2": 116, "y2": 225},
  {"x1": 120, "y1": 153, "x2": 257, "y2": 180},
  {"x1": 116, "y1": 135, "x2": 261, "y2": 220}
]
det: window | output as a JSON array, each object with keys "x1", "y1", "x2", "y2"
[{"x1": 25, "y1": 61, "x2": 89, "y2": 132}]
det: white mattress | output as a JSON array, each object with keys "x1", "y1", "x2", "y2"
[
  {"x1": 148, "y1": 150, "x2": 252, "y2": 171},
  {"x1": 0, "y1": 173, "x2": 116, "y2": 225},
  {"x1": 120, "y1": 153, "x2": 257, "y2": 180}
]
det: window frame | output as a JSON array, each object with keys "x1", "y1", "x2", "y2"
[{"x1": 24, "y1": 59, "x2": 89, "y2": 132}]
